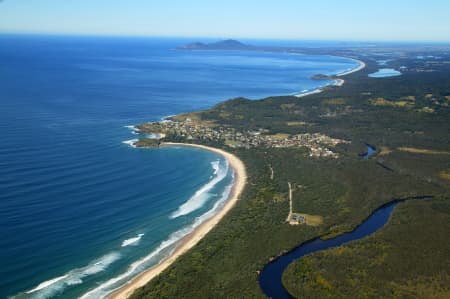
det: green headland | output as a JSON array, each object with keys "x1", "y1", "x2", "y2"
[{"x1": 130, "y1": 42, "x2": 450, "y2": 298}]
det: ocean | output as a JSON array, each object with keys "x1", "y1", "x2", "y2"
[{"x1": 0, "y1": 34, "x2": 359, "y2": 298}]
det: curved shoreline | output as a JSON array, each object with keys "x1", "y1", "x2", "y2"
[
  {"x1": 259, "y1": 196, "x2": 432, "y2": 299},
  {"x1": 295, "y1": 57, "x2": 366, "y2": 98},
  {"x1": 108, "y1": 143, "x2": 247, "y2": 299},
  {"x1": 109, "y1": 55, "x2": 363, "y2": 298},
  {"x1": 335, "y1": 57, "x2": 366, "y2": 77}
]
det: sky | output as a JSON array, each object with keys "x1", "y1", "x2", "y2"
[{"x1": 1, "y1": 0, "x2": 450, "y2": 41}]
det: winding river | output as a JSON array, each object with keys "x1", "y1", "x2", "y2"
[{"x1": 258, "y1": 197, "x2": 431, "y2": 299}]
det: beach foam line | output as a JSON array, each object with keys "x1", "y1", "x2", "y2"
[
  {"x1": 80, "y1": 179, "x2": 234, "y2": 299},
  {"x1": 107, "y1": 143, "x2": 246, "y2": 299},
  {"x1": 14, "y1": 253, "x2": 121, "y2": 299},
  {"x1": 294, "y1": 88, "x2": 323, "y2": 98},
  {"x1": 25, "y1": 275, "x2": 69, "y2": 294},
  {"x1": 121, "y1": 234, "x2": 144, "y2": 247},
  {"x1": 170, "y1": 159, "x2": 229, "y2": 219},
  {"x1": 336, "y1": 58, "x2": 366, "y2": 77},
  {"x1": 295, "y1": 58, "x2": 366, "y2": 98}
]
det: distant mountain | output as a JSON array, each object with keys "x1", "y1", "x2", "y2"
[{"x1": 178, "y1": 39, "x2": 255, "y2": 50}]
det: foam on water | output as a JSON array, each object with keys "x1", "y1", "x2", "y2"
[
  {"x1": 170, "y1": 160, "x2": 228, "y2": 218},
  {"x1": 124, "y1": 125, "x2": 139, "y2": 134},
  {"x1": 1, "y1": 36, "x2": 362, "y2": 299},
  {"x1": 121, "y1": 234, "x2": 144, "y2": 247},
  {"x1": 14, "y1": 253, "x2": 120, "y2": 299},
  {"x1": 122, "y1": 139, "x2": 138, "y2": 148},
  {"x1": 25, "y1": 275, "x2": 68, "y2": 294},
  {"x1": 212, "y1": 160, "x2": 220, "y2": 175},
  {"x1": 79, "y1": 172, "x2": 235, "y2": 299}
]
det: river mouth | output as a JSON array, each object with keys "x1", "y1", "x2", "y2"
[{"x1": 258, "y1": 196, "x2": 432, "y2": 299}]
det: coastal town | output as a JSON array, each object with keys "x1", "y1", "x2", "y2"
[{"x1": 135, "y1": 117, "x2": 350, "y2": 158}]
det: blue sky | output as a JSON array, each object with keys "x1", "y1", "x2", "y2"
[{"x1": 1, "y1": 0, "x2": 449, "y2": 41}]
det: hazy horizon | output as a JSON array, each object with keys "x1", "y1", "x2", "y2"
[
  {"x1": 2, "y1": 32, "x2": 450, "y2": 45},
  {"x1": 1, "y1": 0, "x2": 450, "y2": 42}
]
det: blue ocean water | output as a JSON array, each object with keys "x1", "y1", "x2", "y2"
[{"x1": 0, "y1": 35, "x2": 359, "y2": 298}]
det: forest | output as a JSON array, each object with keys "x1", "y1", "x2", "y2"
[{"x1": 131, "y1": 45, "x2": 450, "y2": 298}]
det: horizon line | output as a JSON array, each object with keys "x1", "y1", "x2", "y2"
[{"x1": 1, "y1": 31, "x2": 450, "y2": 44}]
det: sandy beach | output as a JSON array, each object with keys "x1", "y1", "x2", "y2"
[
  {"x1": 336, "y1": 58, "x2": 366, "y2": 77},
  {"x1": 295, "y1": 58, "x2": 366, "y2": 98},
  {"x1": 108, "y1": 143, "x2": 247, "y2": 299}
]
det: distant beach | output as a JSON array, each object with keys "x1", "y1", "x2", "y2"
[
  {"x1": 109, "y1": 143, "x2": 247, "y2": 299},
  {"x1": 2, "y1": 36, "x2": 363, "y2": 299},
  {"x1": 295, "y1": 58, "x2": 366, "y2": 98},
  {"x1": 336, "y1": 58, "x2": 366, "y2": 76},
  {"x1": 109, "y1": 56, "x2": 365, "y2": 298}
]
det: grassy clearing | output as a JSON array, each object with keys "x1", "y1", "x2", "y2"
[
  {"x1": 286, "y1": 121, "x2": 309, "y2": 126},
  {"x1": 268, "y1": 133, "x2": 291, "y2": 139},
  {"x1": 324, "y1": 98, "x2": 347, "y2": 105},
  {"x1": 439, "y1": 170, "x2": 450, "y2": 180},
  {"x1": 369, "y1": 97, "x2": 414, "y2": 108},
  {"x1": 379, "y1": 146, "x2": 393, "y2": 156},
  {"x1": 398, "y1": 147, "x2": 450, "y2": 155}
]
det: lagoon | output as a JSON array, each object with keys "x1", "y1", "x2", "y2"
[{"x1": 369, "y1": 68, "x2": 402, "y2": 78}]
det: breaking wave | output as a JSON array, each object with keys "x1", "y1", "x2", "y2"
[
  {"x1": 170, "y1": 160, "x2": 228, "y2": 218},
  {"x1": 121, "y1": 234, "x2": 144, "y2": 247},
  {"x1": 79, "y1": 171, "x2": 235, "y2": 299},
  {"x1": 12, "y1": 253, "x2": 121, "y2": 299},
  {"x1": 122, "y1": 139, "x2": 138, "y2": 148},
  {"x1": 124, "y1": 125, "x2": 138, "y2": 135}
]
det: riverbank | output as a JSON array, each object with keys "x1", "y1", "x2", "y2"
[
  {"x1": 109, "y1": 143, "x2": 247, "y2": 299},
  {"x1": 260, "y1": 196, "x2": 432, "y2": 299},
  {"x1": 122, "y1": 45, "x2": 450, "y2": 299},
  {"x1": 282, "y1": 198, "x2": 449, "y2": 299},
  {"x1": 295, "y1": 58, "x2": 366, "y2": 98}
]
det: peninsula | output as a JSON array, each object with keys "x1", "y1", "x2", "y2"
[{"x1": 122, "y1": 41, "x2": 450, "y2": 298}]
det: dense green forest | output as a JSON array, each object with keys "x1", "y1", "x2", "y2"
[
  {"x1": 131, "y1": 45, "x2": 450, "y2": 298},
  {"x1": 283, "y1": 199, "x2": 450, "y2": 298}
]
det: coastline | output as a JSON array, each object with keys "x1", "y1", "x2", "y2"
[
  {"x1": 108, "y1": 143, "x2": 247, "y2": 299},
  {"x1": 109, "y1": 55, "x2": 363, "y2": 298},
  {"x1": 335, "y1": 58, "x2": 366, "y2": 77},
  {"x1": 295, "y1": 58, "x2": 366, "y2": 98}
]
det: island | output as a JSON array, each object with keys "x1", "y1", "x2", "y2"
[{"x1": 119, "y1": 41, "x2": 450, "y2": 298}]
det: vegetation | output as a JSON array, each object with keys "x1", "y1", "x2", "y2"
[
  {"x1": 283, "y1": 198, "x2": 450, "y2": 299},
  {"x1": 134, "y1": 138, "x2": 160, "y2": 148},
  {"x1": 131, "y1": 45, "x2": 450, "y2": 298},
  {"x1": 398, "y1": 147, "x2": 450, "y2": 155}
]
